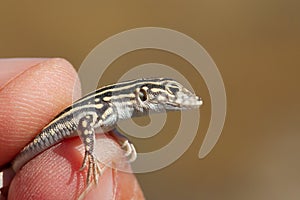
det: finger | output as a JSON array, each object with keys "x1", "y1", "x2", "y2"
[
  {"x1": 82, "y1": 168, "x2": 145, "y2": 200},
  {"x1": 2, "y1": 59, "x2": 144, "y2": 199},
  {"x1": 0, "y1": 58, "x2": 48, "y2": 88},
  {"x1": 0, "y1": 58, "x2": 81, "y2": 165},
  {"x1": 9, "y1": 135, "x2": 145, "y2": 200},
  {"x1": 113, "y1": 171, "x2": 145, "y2": 200},
  {"x1": 83, "y1": 135, "x2": 145, "y2": 200}
]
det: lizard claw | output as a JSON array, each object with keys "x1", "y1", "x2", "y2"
[
  {"x1": 80, "y1": 151, "x2": 106, "y2": 186},
  {"x1": 122, "y1": 140, "x2": 137, "y2": 163}
]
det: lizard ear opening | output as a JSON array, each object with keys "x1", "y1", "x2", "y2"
[{"x1": 138, "y1": 88, "x2": 147, "y2": 101}]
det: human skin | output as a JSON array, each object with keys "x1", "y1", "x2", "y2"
[{"x1": 0, "y1": 58, "x2": 144, "y2": 200}]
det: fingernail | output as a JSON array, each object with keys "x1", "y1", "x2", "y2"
[
  {"x1": 0, "y1": 58, "x2": 48, "y2": 88},
  {"x1": 83, "y1": 168, "x2": 115, "y2": 200}
]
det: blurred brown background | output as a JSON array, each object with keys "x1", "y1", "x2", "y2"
[{"x1": 1, "y1": 1, "x2": 300, "y2": 199}]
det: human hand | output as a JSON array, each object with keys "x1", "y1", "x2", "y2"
[{"x1": 0, "y1": 58, "x2": 144, "y2": 200}]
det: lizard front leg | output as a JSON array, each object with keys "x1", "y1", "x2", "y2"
[
  {"x1": 106, "y1": 129, "x2": 137, "y2": 163},
  {"x1": 78, "y1": 114, "x2": 104, "y2": 185}
]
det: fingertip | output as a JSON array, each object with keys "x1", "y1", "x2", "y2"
[
  {"x1": 114, "y1": 171, "x2": 145, "y2": 200},
  {"x1": 84, "y1": 169, "x2": 145, "y2": 200},
  {"x1": 0, "y1": 58, "x2": 81, "y2": 164},
  {"x1": 37, "y1": 58, "x2": 82, "y2": 101}
]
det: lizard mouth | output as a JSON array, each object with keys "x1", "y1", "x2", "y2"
[{"x1": 165, "y1": 90, "x2": 203, "y2": 110}]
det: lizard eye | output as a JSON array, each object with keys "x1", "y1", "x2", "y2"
[{"x1": 138, "y1": 88, "x2": 147, "y2": 101}]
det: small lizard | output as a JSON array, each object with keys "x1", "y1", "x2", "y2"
[{"x1": 0, "y1": 77, "x2": 202, "y2": 197}]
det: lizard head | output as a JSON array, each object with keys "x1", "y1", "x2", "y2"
[{"x1": 132, "y1": 78, "x2": 203, "y2": 114}]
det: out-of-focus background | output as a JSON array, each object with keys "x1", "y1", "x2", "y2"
[{"x1": 1, "y1": 1, "x2": 300, "y2": 199}]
